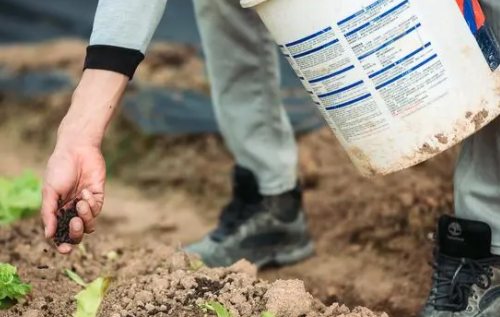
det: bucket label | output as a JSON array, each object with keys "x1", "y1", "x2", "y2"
[{"x1": 279, "y1": 0, "x2": 450, "y2": 142}]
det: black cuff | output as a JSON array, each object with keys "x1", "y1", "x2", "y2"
[{"x1": 83, "y1": 45, "x2": 145, "y2": 79}]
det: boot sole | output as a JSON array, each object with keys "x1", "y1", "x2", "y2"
[{"x1": 254, "y1": 240, "x2": 316, "y2": 269}]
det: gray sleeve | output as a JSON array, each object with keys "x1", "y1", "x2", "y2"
[
  {"x1": 83, "y1": 0, "x2": 168, "y2": 79},
  {"x1": 89, "y1": 0, "x2": 168, "y2": 53}
]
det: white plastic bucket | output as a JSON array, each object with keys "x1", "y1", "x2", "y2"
[{"x1": 241, "y1": 0, "x2": 500, "y2": 177}]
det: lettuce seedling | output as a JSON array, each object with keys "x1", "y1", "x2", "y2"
[
  {"x1": 64, "y1": 269, "x2": 112, "y2": 317},
  {"x1": 200, "y1": 301, "x2": 232, "y2": 317},
  {"x1": 0, "y1": 171, "x2": 42, "y2": 225},
  {"x1": 73, "y1": 276, "x2": 112, "y2": 317},
  {"x1": 200, "y1": 301, "x2": 275, "y2": 317},
  {"x1": 0, "y1": 263, "x2": 31, "y2": 309}
]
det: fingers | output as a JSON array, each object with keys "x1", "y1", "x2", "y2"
[
  {"x1": 44, "y1": 187, "x2": 101, "y2": 254},
  {"x1": 69, "y1": 217, "x2": 85, "y2": 242},
  {"x1": 41, "y1": 185, "x2": 59, "y2": 239},
  {"x1": 76, "y1": 200, "x2": 95, "y2": 234},
  {"x1": 81, "y1": 189, "x2": 102, "y2": 217}
]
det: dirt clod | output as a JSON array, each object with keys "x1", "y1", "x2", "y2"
[{"x1": 265, "y1": 280, "x2": 313, "y2": 317}]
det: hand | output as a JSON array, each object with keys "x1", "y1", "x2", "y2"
[
  {"x1": 40, "y1": 69, "x2": 128, "y2": 254},
  {"x1": 41, "y1": 143, "x2": 106, "y2": 254}
]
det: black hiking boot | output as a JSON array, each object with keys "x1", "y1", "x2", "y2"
[
  {"x1": 183, "y1": 165, "x2": 315, "y2": 269},
  {"x1": 419, "y1": 215, "x2": 500, "y2": 317}
]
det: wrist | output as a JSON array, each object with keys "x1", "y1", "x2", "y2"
[
  {"x1": 56, "y1": 69, "x2": 128, "y2": 149},
  {"x1": 56, "y1": 114, "x2": 105, "y2": 149}
]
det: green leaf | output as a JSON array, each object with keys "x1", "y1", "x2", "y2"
[
  {"x1": 0, "y1": 171, "x2": 42, "y2": 226},
  {"x1": 0, "y1": 263, "x2": 16, "y2": 285},
  {"x1": 64, "y1": 270, "x2": 87, "y2": 287},
  {"x1": 78, "y1": 244, "x2": 88, "y2": 256},
  {"x1": 199, "y1": 301, "x2": 232, "y2": 317},
  {"x1": 0, "y1": 263, "x2": 31, "y2": 309},
  {"x1": 105, "y1": 251, "x2": 119, "y2": 261},
  {"x1": 189, "y1": 259, "x2": 204, "y2": 271},
  {"x1": 73, "y1": 276, "x2": 112, "y2": 317},
  {"x1": 260, "y1": 312, "x2": 276, "y2": 317}
]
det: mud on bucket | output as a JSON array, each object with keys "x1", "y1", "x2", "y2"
[{"x1": 241, "y1": 0, "x2": 500, "y2": 177}]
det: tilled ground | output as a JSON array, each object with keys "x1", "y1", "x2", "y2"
[{"x1": 1, "y1": 219, "x2": 386, "y2": 317}]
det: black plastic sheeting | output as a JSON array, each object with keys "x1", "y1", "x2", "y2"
[{"x1": 0, "y1": 0, "x2": 325, "y2": 135}]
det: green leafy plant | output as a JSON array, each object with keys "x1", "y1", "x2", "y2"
[
  {"x1": 0, "y1": 263, "x2": 31, "y2": 309},
  {"x1": 199, "y1": 301, "x2": 275, "y2": 317},
  {"x1": 73, "y1": 276, "x2": 112, "y2": 317},
  {"x1": 64, "y1": 270, "x2": 112, "y2": 317},
  {"x1": 0, "y1": 171, "x2": 42, "y2": 225}
]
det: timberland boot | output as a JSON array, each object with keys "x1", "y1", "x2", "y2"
[
  {"x1": 419, "y1": 215, "x2": 500, "y2": 317},
  {"x1": 183, "y1": 165, "x2": 315, "y2": 268}
]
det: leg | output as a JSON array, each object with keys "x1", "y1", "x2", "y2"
[
  {"x1": 192, "y1": 0, "x2": 298, "y2": 196},
  {"x1": 454, "y1": 117, "x2": 500, "y2": 255},
  {"x1": 455, "y1": 0, "x2": 500, "y2": 256},
  {"x1": 184, "y1": 0, "x2": 314, "y2": 268},
  {"x1": 419, "y1": 5, "x2": 500, "y2": 317},
  {"x1": 419, "y1": 118, "x2": 500, "y2": 317}
]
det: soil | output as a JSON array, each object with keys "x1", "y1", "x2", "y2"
[
  {"x1": 53, "y1": 204, "x2": 79, "y2": 246},
  {"x1": 1, "y1": 219, "x2": 386, "y2": 317},
  {"x1": 0, "y1": 39, "x2": 461, "y2": 317}
]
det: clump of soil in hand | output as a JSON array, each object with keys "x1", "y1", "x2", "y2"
[{"x1": 53, "y1": 202, "x2": 79, "y2": 246}]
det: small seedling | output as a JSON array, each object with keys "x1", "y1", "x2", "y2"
[
  {"x1": 199, "y1": 301, "x2": 275, "y2": 317},
  {"x1": 73, "y1": 276, "x2": 112, "y2": 317},
  {"x1": 0, "y1": 171, "x2": 42, "y2": 226},
  {"x1": 189, "y1": 259, "x2": 205, "y2": 271},
  {"x1": 78, "y1": 244, "x2": 88, "y2": 256},
  {"x1": 64, "y1": 269, "x2": 112, "y2": 317},
  {"x1": 64, "y1": 270, "x2": 87, "y2": 287},
  {"x1": 199, "y1": 301, "x2": 232, "y2": 317},
  {"x1": 105, "y1": 251, "x2": 119, "y2": 261},
  {"x1": 0, "y1": 263, "x2": 31, "y2": 309}
]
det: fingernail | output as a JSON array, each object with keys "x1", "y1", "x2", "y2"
[
  {"x1": 73, "y1": 222, "x2": 83, "y2": 232},
  {"x1": 61, "y1": 245, "x2": 71, "y2": 253}
]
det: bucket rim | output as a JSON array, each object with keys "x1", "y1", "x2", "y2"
[{"x1": 240, "y1": 0, "x2": 269, "y2": 8}]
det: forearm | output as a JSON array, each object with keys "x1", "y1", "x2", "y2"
[
  {"x1": 57, "y1": 69, "x2": 128, "y2": 148},
  {"x1": 57, "y1": 0, "x2": 168, "y2": 148}
]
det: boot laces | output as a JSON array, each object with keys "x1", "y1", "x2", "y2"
[{"x1": 429, "y1": 249, "x2": 496, "y2": 311}]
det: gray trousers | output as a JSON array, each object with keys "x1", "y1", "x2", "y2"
[
  {"x1": 192, "y1": 0, "x2": 298, "y2": 196},
  {"x1": 455, "y1": 0, "x2": 500, "y2": 255},
  {"x1": 193, "y1": 0, "x2": 500, "y2": 254}
]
